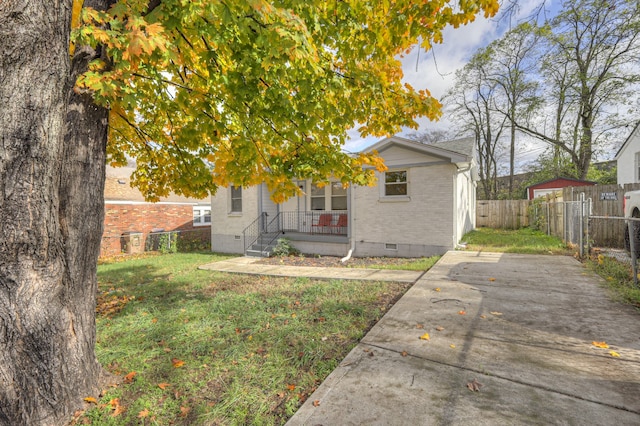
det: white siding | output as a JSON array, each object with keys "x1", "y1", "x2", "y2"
[
  {"x1": 379, "y1": 145, "x2": 448, "y2": 167},
  {"x1": 618, "y1": 129, "x2": 640, "y2": 184},
  {"x1": 211, "y1": 186, "x2": 260, "y2": 253},
  {"x1": 352, "y1": 163, "x2": 455, "y2": 257},
  {"x1": 454, "y1": 166, "x2": 476, "y2": 245}
]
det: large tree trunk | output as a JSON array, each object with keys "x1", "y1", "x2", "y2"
[{"x1": 0, "y1": 1, "x2": 111, "y2": 424}]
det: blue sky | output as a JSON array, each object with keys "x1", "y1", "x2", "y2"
[{"x1": 344, "y1": 0, "x2": 561, "y2": 160}]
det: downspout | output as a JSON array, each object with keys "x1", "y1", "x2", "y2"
[{"x1": 341, "y1": 185, "x2": 355, "y2": 263}]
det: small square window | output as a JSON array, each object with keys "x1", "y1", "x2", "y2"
[
  {"x1": 193, "y1": 206, "x2": 211, "y2": 226},
  {"x1": 385, "y1": 171, "x2": 407, "y2": 196}
]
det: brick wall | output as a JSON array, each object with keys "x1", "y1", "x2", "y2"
[{"x1": 100, "y1": 203, "x2": 211, "y2": 257}]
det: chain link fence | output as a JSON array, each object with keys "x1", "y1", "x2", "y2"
[{"x1": 533, "y1": 194, "x2": 638, "y2": 287}]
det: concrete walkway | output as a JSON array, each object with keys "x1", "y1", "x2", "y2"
[
  {"x1": 202, "y1": 252, "x2": 640, "y2": 425},
  {"x1": 199, "y1": 256, "x2": 423, "y2": 283}
]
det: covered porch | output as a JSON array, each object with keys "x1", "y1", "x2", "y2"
[{"x1": 243, "y1": 210, "x2": 349, "y2": 257}]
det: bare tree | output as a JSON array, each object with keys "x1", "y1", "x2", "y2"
[
  {"x1": 406, "y1": 129, "x2": 453, "y2": 144},
  {"x1": 515, "y1": 0, "x2": 640, "y2": 179},
  {"x1": 445, "y1": 55, "x2": 508, "y2": 200},
  {"x1": 485, "y1": 23, "x2": 541, "y2": 197}
]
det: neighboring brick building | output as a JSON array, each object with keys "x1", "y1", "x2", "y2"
[{"x1": 101, "y1": 165, "x2": 211, "y2": 257}]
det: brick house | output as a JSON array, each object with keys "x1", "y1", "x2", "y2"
[
  {"x1": 101, "y1": 165, "x2": 211, "y2": 257},
  {"x1": 210, "y1": 136, "x2": 477, "y2": 258}
]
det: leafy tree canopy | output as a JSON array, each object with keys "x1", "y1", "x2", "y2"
[{"x1": 74, "y1": 0, "x2": 498, "y2": 202}]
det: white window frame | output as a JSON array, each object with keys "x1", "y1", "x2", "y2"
[
  {"x1": 310, "y1": 183, "x2": 326, "y2": 211},
  {"x1": 309, "y1": 181, "x2": 348, "y2": 211},
  {"x1": 381, "y1": 169, "x2": 409, "y2": 200},
  {"x1": 193, "y1": 206, "x2": 211, "y2": 226},
  {"x1": 230, "y1": 185, "x2": 242, "y2": 214}
]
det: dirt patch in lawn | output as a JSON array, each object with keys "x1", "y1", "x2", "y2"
[{"x1": 256, "y1": 255, "x2": 419, "y2": 269}]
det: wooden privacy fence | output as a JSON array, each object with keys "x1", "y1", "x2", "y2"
[
  {"x1": 476, "y1": 199, "x2": 531, "y2": 229},
  {"x1": 476, "y1": 183, "x2": 640, "y2": 248}
]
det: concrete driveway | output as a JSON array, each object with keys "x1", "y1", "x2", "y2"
[{"x1": 287, "y1": 251, "x2": 640, "y2": 425}]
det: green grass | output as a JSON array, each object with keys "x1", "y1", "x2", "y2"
[
  {"x1": 80, "y1": 252, "x2": 412, "y2": 425},
  {"x1": 461, "y1": 227, "x2": 573, "y2": 255},
  {"x1": 367, "y1": 256, "x2": 441, "y2": 271},
  {"x1": 587, "y1": 253, "x2": 640, "y2": 308}
]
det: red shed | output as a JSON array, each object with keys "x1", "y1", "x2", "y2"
[{"x1": 526, "y1": 177, "x2": 596, "y2": 200}]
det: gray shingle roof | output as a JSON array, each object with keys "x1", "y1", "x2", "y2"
[{"x1": 429, "y1": 137, "x2": 475, "y2": 158}]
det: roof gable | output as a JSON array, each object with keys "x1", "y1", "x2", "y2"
[
  {"x1": 615, "y1": 121, "x2": 640, "y2": 159},
  {"x1": 526, "y1": 177, "x2": 596, "y2": 190},
  {"x1": 364, "y1": 136, "x2": 472, "y2": 164}
]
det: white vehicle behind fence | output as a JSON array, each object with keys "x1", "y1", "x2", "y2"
[{"x1": 624, "y1": 190, "x2": 640, "y2": 258}]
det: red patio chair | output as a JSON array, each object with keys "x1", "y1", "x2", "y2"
[
  {"x1": 329, "y1": 214, "x2": 348, "y2": 234},
  {"x1": 311, "y1": 213, "x2": 333, "y2": 234}
]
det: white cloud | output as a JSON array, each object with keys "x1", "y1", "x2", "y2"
[{"x1": 344, "y1": 0, "x2": 558, "y2": 154}]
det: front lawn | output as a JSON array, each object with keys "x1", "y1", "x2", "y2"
[{"x1": 78, "y1": 253, "x2": 412, "y2": 425}]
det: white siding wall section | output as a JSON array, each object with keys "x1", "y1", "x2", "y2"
[
  {"x1": 211, "y1": 186, "x2": 260, "y2": 253},
  {"x1": 379, "y1": 145, "x2": 446, "y2": 166},
  {"x1": 617, "y1": 131, "x2": 640, "y2": 184},
  {"x1": 352, "y1": 163, "x2": 455, "y2": 257},
  {"x1": 454, "y1": 166, "x2": 476, "y2": 245},
  {"x1": 260, "y1": 183, "x2": 279, "y2": 219}
]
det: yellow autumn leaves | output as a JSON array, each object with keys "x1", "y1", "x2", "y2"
[
  {"x1": 69, "y1": 0, "x2": 499, "y2": 202},
  {"x1": 592, "y1": 341, "x2": 621, "y2": 358}
]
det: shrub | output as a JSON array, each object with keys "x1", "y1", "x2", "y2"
[{"x1": 271, "y1": 238, "x2": 300, "y2": 257}]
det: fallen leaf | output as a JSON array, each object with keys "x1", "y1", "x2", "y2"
[
  {"x1": 172, "y1": 358, "x2": 185, "y2": 368},
  {"x1": 287, "y1": 384, "x2": 296, "y2": 391},
  {"x1": 609, "y1": 351, "x2": 621, "y2": 357},
  {"x1": 179, "y1": 406, "x2": 190, "y2": 417},
  {"x1": 592, "y1": 341, "x2": 609, "y2": 349},
  {"x1": 313, "y1": 400, "x2": 321, "y2": 407},
  {"x1": 83, "y1": 397, "x2": 98, "y2": 404},
  {"x1": 401, "y1": 351, "x2": 408, "y2": 357},
  {"x1": 291, "y1": 313, "x2": 297, "y2": 318},
  {"x1": 109, "y1": 398, "x2": 125, "y2": 416},
  {"x1": 151, "y1": 318, "x2": 158, "y2": 323},
  {"x1": 490, "y1": 311, "x2": 503, "y2": 316},
  {"x1": 450, "y1": 344, "x2": 456, "y2": 349},
  {"x1": 158, "y1": 383, "x2": 171, "y2": 390},
  {"x1": 419, "y1": 332, "x2": 430, "y2": 341},
  {"x1": 434, "y1": 288, "x2": 441, "y2": 292},
  {"x1": 123, "y1": 371, "x2": 136, "y2": 384},
  {"x1": 435, "y1": 326, "x2": 444, "y2": 331},
  {"x1": 138, "y1": 409, "x2": 150, "y2": 418},
  {"x1": 415, "y1": 324, "x2": 424, "y2": 329},
  {"x1": 466, "y1": 379, "x2": 482, "y2": 392},
  {"x1": 458, "y1": 310, "x2": 466, "y2": 315},
  {"x1": 479, "y1": 315, "x2": 486, "y2": 319},
  {"x1": 488, "y1": 277, "x2": 496, "y2": 282}
]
